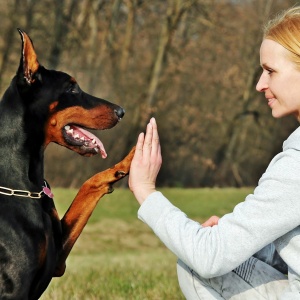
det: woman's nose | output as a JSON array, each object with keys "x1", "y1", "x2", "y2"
[{"x1": 256, "y1": 72, "x2": 267, "y2": 92}]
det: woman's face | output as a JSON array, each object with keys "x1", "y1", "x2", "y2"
[{"x1": 256, "y1": 39, "x2": 300, "y2": 121}]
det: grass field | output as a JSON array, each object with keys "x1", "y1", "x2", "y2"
[{"x1": 40, "y1": 187, "x2": 253, "y2": 300}]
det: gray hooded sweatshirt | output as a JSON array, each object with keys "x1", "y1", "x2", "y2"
[{"x1": 138, "y1": 126, "x2": 300, "y2": 299}]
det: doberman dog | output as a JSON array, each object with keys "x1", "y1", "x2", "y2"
[{"x1": 0, "y1": 29, "x2": 134, "y2": 299}]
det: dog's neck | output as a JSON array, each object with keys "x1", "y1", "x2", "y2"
[{"x1": 0, "y1": 80, "x2": 45, "y2": 189}]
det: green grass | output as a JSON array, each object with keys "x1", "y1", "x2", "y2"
[{"x1": 41, "y1": 187, "x2": 253, "y2": 299}]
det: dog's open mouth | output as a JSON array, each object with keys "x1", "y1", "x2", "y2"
[{"x1": 62, "y1": 124, "x2": 107, "y2": 158}]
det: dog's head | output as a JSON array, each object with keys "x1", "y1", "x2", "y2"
[{"x1": 16, "y1": 29, "x2": 124, "y2": 158}]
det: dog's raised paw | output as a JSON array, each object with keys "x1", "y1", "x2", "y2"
[
  {"x1": 115, "y1": 170, "x2": 127, "y2": 178},
  {"x1": 108, "y1": 184, "x2": 114, "y2": 193}
]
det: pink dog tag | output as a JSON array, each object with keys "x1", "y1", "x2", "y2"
[{"x1": 43, "y1": 186, "x2": 54, "y2": 198}]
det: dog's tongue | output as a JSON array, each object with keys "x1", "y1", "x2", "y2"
[{"x1": 72, "y1": 125, "x2": 107, "y2": 158}]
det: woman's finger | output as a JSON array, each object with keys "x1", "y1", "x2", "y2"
[
  {"x1": 202, "y1": 216, "x2": 220, "y2": 227},
  {"x1": 134, "y1": 132, "x2": 145, "y2": 160},
  {"x1": 143, "y1": 121, "x2": 153, "y2": 158},
  {"x1": 150, "y1": 118, "x2": 160, "y2": 156}
]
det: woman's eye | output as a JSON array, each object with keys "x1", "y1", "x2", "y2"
[{"x1": 267, "y1": 68, "x2": 274, "y2": 75}]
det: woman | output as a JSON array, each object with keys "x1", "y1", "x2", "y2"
[{"x1": 129, "y1": 7, "x2": 300, "y2": 299}]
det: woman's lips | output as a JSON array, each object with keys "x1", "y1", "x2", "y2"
[{"x1": 267, "y1": 98, "x2": 276, "y2": 107}]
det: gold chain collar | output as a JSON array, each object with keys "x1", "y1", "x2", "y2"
[
  {"x1": 0, "y1": 181, "x2": 53, "y2": 199},
  {"x1": 0, "y1": 186, "x2": 43, "y2": 198}
]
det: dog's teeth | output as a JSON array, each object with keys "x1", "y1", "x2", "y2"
[
  {"x1": 94, "y1": 148, "x2": 99, "y2": 153},
  {"x1": 74, "y1": 134, "x2": 80, "y2": 139},
  {"x1": 65, "y1": 125, "x2": 70, "y2": 131},
  {"x1": 80, "y1": 137, "x2": 85, "y2": 141},
  {"x1": 67, "y1": 129, "x2": 73, "y2": 135},
  {"x1": 92, "y1": 139, "x2": 96, "y2": 144}
]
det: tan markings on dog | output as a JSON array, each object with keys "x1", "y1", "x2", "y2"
[
  {"x1": 21, "y1": 32, "x2": 39, "y2": 84},
  {"x1": 49, "y1": 101, "x2": 59, "y2": 112},
  {"x1": 44, "y1": 105, "x2": 116, "y2": 146},
  {"x1": 55, "y1": 146, "x2": 136, "y2": 275},
  {"x1": 38, "y1": 236, "x2": 47, "y2": 268},
  {"x1": 50, "y1": 119, "x2": 57, "y2": 126}
]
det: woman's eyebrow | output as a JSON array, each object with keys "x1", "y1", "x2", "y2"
[{"x1": 261, "y1": 63, "x2": 272, "y2": 69}]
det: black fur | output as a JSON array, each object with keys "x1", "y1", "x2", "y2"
[{"x1": 0, "y1": 29, "x2": 124, "y2": 299}]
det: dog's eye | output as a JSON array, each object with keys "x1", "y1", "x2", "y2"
[{"x1": 66, "y1": 83, "x2": 79, "y2": 94}]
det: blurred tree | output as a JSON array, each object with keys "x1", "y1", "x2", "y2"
[
  {"x1": 0, "y1": 0, "x2": 22, "y2": 90},
  {"x1": 202, "y1": 0, "x2": 274, "y2": 186},
  {"x1": 0, "y1": 0, "x2": 298, "y2": 187},
  {"x1": 48, "y1": 0, "x2": 79, "y2": 69}
]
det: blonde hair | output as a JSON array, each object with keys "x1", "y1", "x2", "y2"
[{"x1": 264, "y1": 6, "x2": 300, "y2": 68}]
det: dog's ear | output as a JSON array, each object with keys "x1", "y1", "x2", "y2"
[{"x1": 17, "y1": 28, "x2": 40, "y2": 85}]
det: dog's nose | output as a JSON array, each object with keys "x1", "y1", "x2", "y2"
[{"x1": 115, "y1": 107, "x2": 125, "y2": 119}]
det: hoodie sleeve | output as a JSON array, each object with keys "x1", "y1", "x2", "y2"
[{"x1": 138, "y1": 147, "x2": 300, "y2": 278}]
